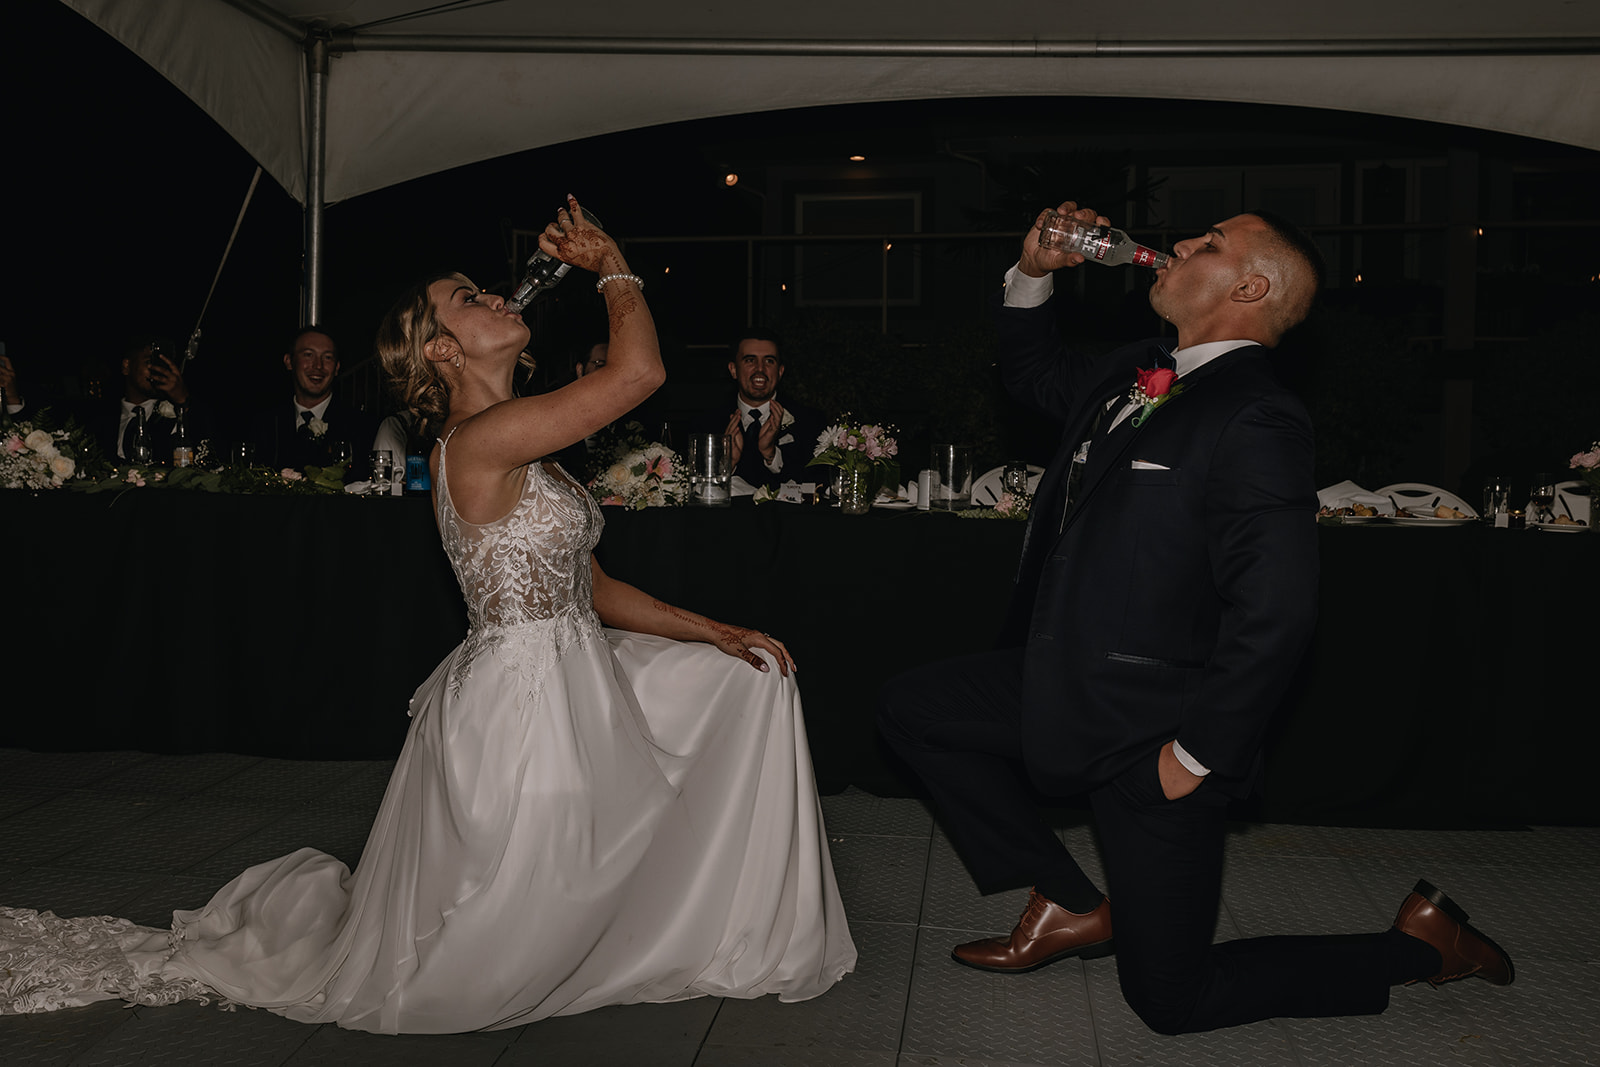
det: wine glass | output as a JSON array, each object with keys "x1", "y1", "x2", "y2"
[
  {"x1": 331, "y1": 440, "x2": 354, "y2": 466},
  {"x1": 1529, "y1": 474, "x2": 1556, "y2": 524}
]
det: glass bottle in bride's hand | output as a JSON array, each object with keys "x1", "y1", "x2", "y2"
[{"x1": 506, "y1": 206, "x2": 605, "y2": 312}]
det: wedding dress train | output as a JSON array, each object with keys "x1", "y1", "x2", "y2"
[{"x1": 0, "y1": 441, "x2": 855, "y2": 1032}]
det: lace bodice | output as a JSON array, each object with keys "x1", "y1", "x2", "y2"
[{"x1": 437, "y1": 435, "x2": 604, "y2": 633}]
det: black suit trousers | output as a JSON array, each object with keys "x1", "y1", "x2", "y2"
[{"x1": 880, "y1": 652, "x2": 1393, "y2": 1034}]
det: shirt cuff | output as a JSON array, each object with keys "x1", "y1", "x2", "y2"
[
  {"x1": 4, "y1": 402, "x2": 22, "y2": 416},
  {"x1": 765, "y1": 450, "x2": 784, "y2": 473},
  {"x1": 1002, "y1": 263, "x2": 1053, "y2": 308},
  {"x1": 1171, "y1": 740, "x2": 1211, "y2": 778}
]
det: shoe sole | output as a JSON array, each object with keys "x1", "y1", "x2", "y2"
[
  {"x1": 1411, "y1": 878, "x2": 1516, "y2": 986},
  {"x1": 950, "y1": 938, "x2": 1116, "y2": 974}
]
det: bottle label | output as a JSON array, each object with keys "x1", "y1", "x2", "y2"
[
  {"x1": 405, "y1": 454, "x2": 431, "y2": 491},
  {"x1": 172, "y1": 446, "x2": 195, "y2": 468},
  {"x1": 1130, "y1": 246, "x2": 1162, "y2": 267}
]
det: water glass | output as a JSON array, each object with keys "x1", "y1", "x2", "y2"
[
  {"x1": 231, "y1": 441, "x2": 255, "y2": 469},
  {"x1": 1002, "y1": 462, "x2": 1029, "y2": 497},
  {"x1": 928, "y1": 444, "x2": 972, "y2": 510},
  {"x1": 1481, "y1": 474, "x2": 1508, "y2": 526},
  {"x1": 688, "y1": 433, "x2": 731, "y2": 506},
  {"x1": 369, "y1": 450, "x2": 393, "y2": 496}
]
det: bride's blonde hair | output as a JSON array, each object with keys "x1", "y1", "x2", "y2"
[{"x1": 376, "y1": 271, "x2": 465, "y2": 443}]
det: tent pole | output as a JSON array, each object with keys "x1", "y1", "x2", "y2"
[{"x1": 304, "y1": 35, "x2": 330, "y2": 325}]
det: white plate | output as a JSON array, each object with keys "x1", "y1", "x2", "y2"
[
  {"x1": 1532, "y1": 521, "x2": 1589, "y2": 533},
  {"x1": 1319, "y1": 513, "x2": 1384, "y2": 524},
  {"x1": 873, "y1": 500, "x2": 915, "y2": 510},
  {"x1": 1390, "y1": 516, "x2": 1476, "y2": 527}
]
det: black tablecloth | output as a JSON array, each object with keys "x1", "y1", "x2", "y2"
[{"x1": 7, "y1": 489, "x2": 1596, "y2": 826}]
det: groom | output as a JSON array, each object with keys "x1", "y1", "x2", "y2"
[{"x1": 879, "y1": 202, "x2": 1512, "y2": 1034}]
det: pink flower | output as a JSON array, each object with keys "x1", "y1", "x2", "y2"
[
  {"x1": 279, "y1": 468, "x2": 303, "y2": 482},
  {"x1": 1136, "y1": 367, "x2": 1177, "y2": 399},
  {"x1": 4, "y1": 434, "x2": 22, "y2": 455},
  {"x1": 1570, "y1": 448, "x2": 1600, "y2": 471}
]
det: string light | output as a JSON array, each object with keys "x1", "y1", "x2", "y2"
[
  {"x1": 848, "y1": 155, "x2": 866, "y2": 162},
  {"x1": 724, "y1": 173, "x2": 738, "y2": 187}
]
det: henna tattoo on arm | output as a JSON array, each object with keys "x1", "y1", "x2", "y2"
[{"x1": 650, "y1": 599, "x2": 760, "y2": 664}]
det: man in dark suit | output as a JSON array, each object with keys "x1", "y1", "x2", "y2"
[
  {"x1": 94, "y1": 339, "x2": 205, "y2": 464},
  {"x1": 880, "y1": 202, "x2": 1511, "y2": 1035},
  {"x1": 701, "y1": 328, "x2": 826, "y2": 489},
  {"x1": 251, "y1": 326, "x2": 377, "y2": 472}
]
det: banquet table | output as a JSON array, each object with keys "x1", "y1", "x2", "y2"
[{"x1": 5, "y1": 489, "x2": 1595, "y2": 827}]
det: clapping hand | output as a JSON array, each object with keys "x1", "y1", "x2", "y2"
[{"x1": 723, "y1": 410, "x2": 745, "y2": 465}]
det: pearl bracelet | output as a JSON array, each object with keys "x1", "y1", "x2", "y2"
[{"x1": 595, "y1": 273, "x2": 644, "y2": 293}]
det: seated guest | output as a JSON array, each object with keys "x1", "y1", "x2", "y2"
[
  {"x1": 94, "y1": 338, "x2": 205, "y2": 463},
  {"x1": 250, "y1": 326, "x2": 378, "y2": 471},
  {"x1": 699, "y1": 328, "x2": 825, "y2": 489}
]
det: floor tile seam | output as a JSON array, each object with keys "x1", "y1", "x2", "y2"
[{"x1": 687, "y1": 988, "x2": 728, "y2": 1064}]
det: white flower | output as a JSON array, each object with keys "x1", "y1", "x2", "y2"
[
  {"x1": 49, "y1": 455, "x2": 75, "y2": 479},
  {"x1": 157, "y1": 401, "x2": 177, "y2": 419},
  {"x1": 23, "y1": 429, "x2": 54, "y2": 453},
  {"x1": 307, "y1": 417, "x2": 329, "y2": 438}
]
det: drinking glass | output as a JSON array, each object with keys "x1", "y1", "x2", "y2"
[
  {"x1": 928, "y1": 444, "x2": 972, "y2": 510},
  {"x1": 688, "y1": 433, "x2": 731, "y2": 506},
  {"x1": 1530, "y1": 474, "x2": 1557, "y2": 524},
  {"x1": 1002, "y1": 462, "x2": 1029, "y2": 497},
  {"x1": 369, "y1": 450, "x2": 394, "y2": 496},
  {"x1": 231, "y1": 441, "x2": 255, "y2": 469},
  {"x1": 331, "y1": 440, "x2": 354, "y2": 466},
  {"x1": 1481, "y1": 474, "x2": 1508, "y2": 526}
]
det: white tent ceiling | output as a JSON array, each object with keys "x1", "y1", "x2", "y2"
[{"x1": 63, "y1": 0, "x2": 1600, "y2": 207}]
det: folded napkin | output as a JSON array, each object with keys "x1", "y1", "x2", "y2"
[
  {"x1": 1316, "y1": 480, "x2": 1391, "y2": 511},
  {"x1": 730, "y1": 475, "x2": 757, "y2": 498}
]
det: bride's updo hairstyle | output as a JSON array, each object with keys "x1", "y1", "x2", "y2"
[{"x1": 376, "y1": 270, "x2": 464, "y2": 442}]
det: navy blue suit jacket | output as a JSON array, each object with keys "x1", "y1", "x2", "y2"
[{"x1": 996, "y1": 295, "x2": 1318, "y2": 799}]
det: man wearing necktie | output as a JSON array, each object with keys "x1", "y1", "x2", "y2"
[
  {"x1": 711, "y1": 329, "x2": 824, "y2": 491},
  {"x1": 249, "y1": 326, "x2": 378, "y2": 473},
  {"x1": 880, "y1": 203, "x2": 1511, "y2": 1035},
  {"x1": 93, "y1": 339, "x2": 203, "y2": 463}
]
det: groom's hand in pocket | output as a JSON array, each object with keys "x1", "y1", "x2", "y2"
[{"x1": 1158, "y1": 741, "x2": 1204, "y2": 801}]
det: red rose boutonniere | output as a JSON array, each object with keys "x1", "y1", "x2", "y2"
[{"x1": 1129, "y1": 367, "x2": 1184, "y2": 427}]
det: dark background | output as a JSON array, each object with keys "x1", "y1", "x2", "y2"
[{"x1": 4, "y1": 0, "x2": 1597, "y2": 496}]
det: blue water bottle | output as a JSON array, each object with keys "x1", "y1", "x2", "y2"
[{"x1": 404, "y1": 453, "x2": 431, "y2": 495}]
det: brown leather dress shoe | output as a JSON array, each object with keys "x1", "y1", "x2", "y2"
[
  {"x1": 1392, "y1": 879, "x2": 1514, "y2": 986},
  {"x1": 951, "y1": 889, "x2": 1114, "y2": 973}
]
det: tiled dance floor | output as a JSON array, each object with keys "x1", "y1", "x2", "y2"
[{"x1": 2, "y1": 749, "x2": 1594, "y2": 1066}]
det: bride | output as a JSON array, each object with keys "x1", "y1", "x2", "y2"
[{"x1": 0, "y1": 197, "x2": 855, "y2": 1033}]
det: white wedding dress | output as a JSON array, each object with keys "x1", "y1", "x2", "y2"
[{"x1": 0, "y1": 440, "x2": 855, "y2": 1033}]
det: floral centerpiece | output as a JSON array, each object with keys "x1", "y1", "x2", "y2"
[
  {"x1": 585, "y1": 421, "x2": 685, "y2": 509},
  {"x1": 809, "y1": 416, "x2": 899, "y2": 514},
  {"x1": 1, "y1": 410, "x2": 110, "y2": 489},
  {"x1": 1570, "y1": 440, "x2": 1599, "y2": 530}
]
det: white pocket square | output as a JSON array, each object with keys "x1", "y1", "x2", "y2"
[
  {"x1": 778, "y1": 434, "x2": 794, "y2": 446},
  {"x1": 1130, "y1": 460, "x2": 1171, "y2": 470}
]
